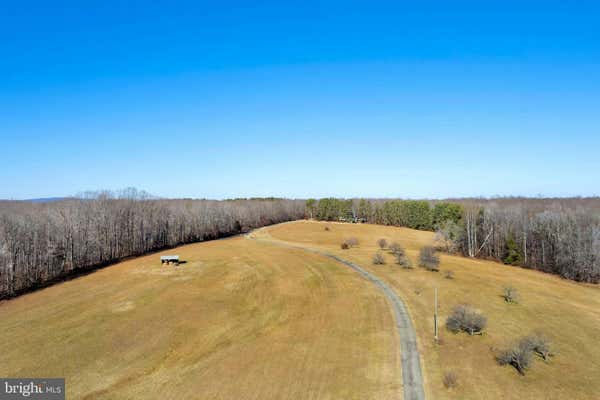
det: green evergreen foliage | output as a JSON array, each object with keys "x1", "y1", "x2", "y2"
[
  {"x1": 305, "y1": 199, "x2": 317, "y2": 218},
  {"x1": 432, "y1": 202, "x2": 463, "y2": 228},
  {"x1": 314, "y1": 198, "x2": 353, "y2": 221},
  {"x1": 357, "y1": 199, "x2": 372, "y2": 221},
  {"x1": 311, "y1": 198, "x2": 462, "y2": 235},
  {"x1": 379, "y1": 200, "x2": 433, "y2": 229},
  {"x1": 503, "y1": 233, "x2": 523, "y2": 265}
]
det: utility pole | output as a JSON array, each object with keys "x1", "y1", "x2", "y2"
[{"x1": 434, "y1": 287, "x2": 438, "y2": 342}]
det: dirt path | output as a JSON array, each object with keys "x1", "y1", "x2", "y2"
[{"x1": 249, "y1": 233, "x2": 425, "y2": 400}]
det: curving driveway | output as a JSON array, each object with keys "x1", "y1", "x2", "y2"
[{"x1": 249, "y1": 233, "x2": 425, "y2": 400}]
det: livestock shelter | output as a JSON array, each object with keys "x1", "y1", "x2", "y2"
[{"x1": 160, "y1": 255, "x2": 180, "y2": 266}]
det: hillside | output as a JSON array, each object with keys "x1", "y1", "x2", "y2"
[
  {"x1": 0, "y1": 232, "x2": 399, "y2": 399},
  {"x1": 1, "y1": 220, "x2": 598, "y2": 399},
  {"x1": 258, "y1": 221, "x2": 600, "y2": 399}
]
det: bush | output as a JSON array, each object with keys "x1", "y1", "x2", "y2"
[
  {"x1": 496, "y1": 339, "x2": 532, "y2": 375},
  {"x1": 419, "y1": 246, "x2": 440, "y2": 271},
  {"x1": 388, "y1": 242, "x2": 404, "y2": 256},
  {"x1": 373, "y1": 252, "x2": 386, "y2": 265},
  {"x1": 346, "y1": 237, "x2": 359, "y2": 247},
  {"x1": 446, "y1": 305, "x2": 487, "y2": 335},
  {"x1": 324, "y1": 226, "x2": 330, "y2": 231},
  {"x1": 522, "y1": 333, "x2": 552, "y2": 361},
  {"x1": 445, "y1": 270, "x2": 455, "y2": 279},
  {"x1": 395, "y1": 253, "x2": 413, "y2": 269},
  {"x1": 341, "y1": 237, "x2": 359, "y2": 249},
  {"x1": 377, "y1": 238, "x2": 387, "y2": 249},
  {"x1": 497, "y1": 333, "x2": 553, "y2": 375},
  {"x1": 443, "y1": 371, "x2": 458, "y2": 389},
  {"x1": 503, "y1": 286, "x2": 520, "y2": 303}
]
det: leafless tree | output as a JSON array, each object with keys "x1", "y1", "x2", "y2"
[
  {"x1": 443, "y1": 372, "x2": 458, "y2": 389},
  {"x1": 396, "y1": 253, "x2": 413, "y2": 269},
  {"x1": 446, "y1": 304, "x2": 487, "y2": 335},
  {"x1": 373, "y1": 252, "x2": 385, "y2": 265},
  {"x1": 345, "y1": 237, "x2": 359, "y2": 247},
  {"x1": 503, "y1": 286, "x2": 520, "y2": 303},
  {"x1": 419, "y1": 246, "x2": 440, "y2": 271},
  {"x1": 496, "y1": 339, "x2": 532, "y2": 375},
  {"x1": 0, "y1": 192, "x2": 305, "y2": 299},
  {"x1": 312, "y1": 197, "x2": 600, "y2": 283},
  {"x1": 388, "y1": 242, "x2": 404, "y2": 256},
  {"x1": 497, "y1": 332, "x2": 553, "y2": 375},
  {"x1": 522, "y1": 333, "x2": 553, "y2": 361}
]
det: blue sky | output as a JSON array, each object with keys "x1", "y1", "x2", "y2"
[{"x1": 1, "y1": 1, "x2": 599, "y2": 199}]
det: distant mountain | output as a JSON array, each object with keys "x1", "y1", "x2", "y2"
[{"x1": 24, "y1": 197, "x2": 67, "y2": 203}]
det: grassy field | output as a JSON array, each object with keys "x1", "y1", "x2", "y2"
[
  {"x1": 258, "y1": 221, "x2": 600, "y2": 400},
  {"x1": 2, "y1": 220, "x2": 598, "y2": 399},
  {"x1": 0, "y1": 235, "x2": 401, "y2": 399}
]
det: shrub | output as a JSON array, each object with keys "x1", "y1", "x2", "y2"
[
  {"x1": 443, "y1": 371, "x2": 458, "y2": 389},
  {"x1": 445, "y1": 270, "x2": 455, "y2": 279},
  {"x1": 446, "y1": 305, "x2": 487, "y2": 335},
  {"x1": 324, "y1": 226, "x2": 330, "y2": 231},
  {"x1": 503, "y1": 286, "x2": 520, "y2": 303},
  {"x1": 377, "y1": 238, "x2": 387, "y2": 249},
  {"x1": 496, "y1": 338, "x2": 533, "y2": 375},
  {"x1": 341, "y1": 237, "x2": 359, "y2": 249},
  {"x1": 419, "y1": 246, "x2": 440, "y2": 271},
  {"x1": 522, "y1": 333, "x2": 552, "y2": 361},
  {"x1": 389, "y1": 242, "x2": 404, "y2": 256},
  {"x1": 373, "y1": 252, "x2": 385, "y2": 265},
  {"x1": 346, "y1": 237, "x2": 359, "y2": 247},
  {"x1": 395, "y1": 253, "x2": 413, "y2": 269}
]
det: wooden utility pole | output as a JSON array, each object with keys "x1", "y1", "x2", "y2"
[{"x1": 434, "y1": 287, "x2": 438, "y2": 342}]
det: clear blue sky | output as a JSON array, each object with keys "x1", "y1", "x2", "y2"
[{"x1": 1, "y1": 1, "x2": 599, "y2": 199}]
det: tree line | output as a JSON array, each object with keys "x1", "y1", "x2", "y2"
[
  {"x1": 0, "y1": 189, "x2": 305, "y2": 299},
  {"x1": 306, "y1": 197, "x2": 462, "y2": 230},
  {"x1": 307, "y1": 197, "x2": 600, "y2": 283}
]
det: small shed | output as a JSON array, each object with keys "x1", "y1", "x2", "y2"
[{"x1": 160, "y1": 255, "x2": 180, "y2": 266}]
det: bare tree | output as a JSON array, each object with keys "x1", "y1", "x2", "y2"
[
  {"x1": 446, "y1": 304, "x2": 487, "y2": 335},
  {"x1": 503, "y1": 286, "x2": 520, "y2": 303},
  {"x1": 0, "y1": 193, "x2": 305, "y2": 299},
  {"x1": 522, "y1": 333, "x2": 553, "y2": 361},
  {"x1": 395, "y1": 252, "x2": 412, "y2": 268},
  {"x1": 345, "y1": 237, "x2": 359, "y2": 247},
  {"x1": 373, "y1": 252, "x2": 385, "y2": 265},
  {"x1": 388, "y1": 242, "x2": 404, "y2": 256},
  {"x1": 419, "y1": 246, "x2": 440, "y2": 271},
  {"x1": 496, "y1": 339, "x2": 532, "y2": 375},
  {"x1": 443, "y1": 372, "x2": 458, "y2": 389}
]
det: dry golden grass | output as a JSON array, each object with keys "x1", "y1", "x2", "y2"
[
  {"x1": 0, "y1": 236, "x2": 401, "y2": 399},
  {"x1": 260, "y1": 221, "x2": 600, "y2": 400}
]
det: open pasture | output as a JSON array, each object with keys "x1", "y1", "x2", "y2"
[
  {"x1": 0, "y1": 235, "x2": 400, "y2": 399},
  {"x1": 260, "y1": 221, "x2": 600, "y2": 399}
]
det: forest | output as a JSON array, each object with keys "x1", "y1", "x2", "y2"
[
  {"x1": 0, "y1": 189, "x2": 304, "y2": 299},
  {"x1": 308, "y1": 197, "x2": 600, "y2": 283},
  {"x1": 2, "y1": 193, "x2": 598, "y2": 300}
]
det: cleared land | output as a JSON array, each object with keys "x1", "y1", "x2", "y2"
[
  {"x1": 2, "y1": 220, "x2": 599, "y2": 399},
  {"x1": 0, "y1": 235, "x2": 401, "y2": 399},
  {"x1": 250, "y1": 234, "x2": 424, "y2": 400},
  {"x1": 257, "y1": 221, "x2": 600, "y2": 400}
]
